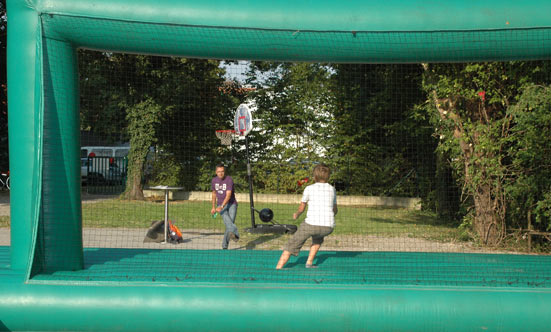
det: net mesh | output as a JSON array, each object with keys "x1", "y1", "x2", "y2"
[
  {"x1": 19, "y1": 14, "x2": 551, "y2": 286},
  {"x1": 215, "y1": 130, "x2": 235, "y2": 146}
]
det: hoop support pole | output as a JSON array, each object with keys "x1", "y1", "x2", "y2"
[{"x1": 245, "y1": 136, "x2": 256, "y2": 228}]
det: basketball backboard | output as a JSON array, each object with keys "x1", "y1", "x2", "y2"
[{"x1": 234, "y1": 104, "x2": 253, "y2": 136}]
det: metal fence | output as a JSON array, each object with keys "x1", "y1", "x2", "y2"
[{"x1": 83, "y1": 156, "x2": 128, "y2": 194}]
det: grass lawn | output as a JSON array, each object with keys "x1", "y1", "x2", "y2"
[
  {"x1": 82, "y1": 199, "x2": 462, "y2": 243},
  {"x1": 0, "y1": 216, "x2": 9, "y2": 227}
]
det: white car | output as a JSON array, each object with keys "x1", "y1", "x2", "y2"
[{"x1": 81, "y1": 146, "x2": 129, "y2": 185}]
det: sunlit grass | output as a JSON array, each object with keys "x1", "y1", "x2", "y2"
[{"x1": 82, "y1": 198, "x2": 461, "y2": 242}]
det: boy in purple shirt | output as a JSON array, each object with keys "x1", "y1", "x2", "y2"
[{"x1": 211, "y1": 164, "x2": 239, "y2": 249}]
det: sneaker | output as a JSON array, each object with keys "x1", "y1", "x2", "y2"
[
  {"x1": 305, "y1": 264, "x2": 318, "y2": 269},
  {"x1": 222, "y1": 247, "x2": 228, "y2": 250},
  {"x1": 229, "y1": 232, "x2": 239, "y2": 242}
]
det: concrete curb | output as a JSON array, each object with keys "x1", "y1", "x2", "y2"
[{"x1": 143, "y1": 190, "x2": 421, "y2": 210}]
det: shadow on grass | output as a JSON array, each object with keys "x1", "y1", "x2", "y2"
[{"x1": 367, "y1": 213, "x2": 459, "y2": 228}]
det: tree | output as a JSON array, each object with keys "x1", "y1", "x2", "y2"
[
  {"x1": 153, "y1": 58, "x2": 241, "y2": 191},
  {"x1": 79, "y1": 51, "x2": 130, "y2": 144},
  {"x1": 330, "y1": 64, "x2": 428, "y2": 197},
  {"x1": 121, "y1": 98, "x2": 163, "y2": 200},
  {"x1": 421, "y1": 61, "x2": 551, "y2": 245},
  {"x1": 245, "y1": 62, "x2": 336, "y2": 193},
  {"x1": 79, "y1": 52, "x2": 239, "y2": 198},
  {"x1": 506, "y1": 84, "x2": 551, "y2": 235}
]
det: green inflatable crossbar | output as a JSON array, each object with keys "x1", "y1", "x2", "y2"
[{"x1": 3, "y1": 0, "x2": 551, "y2": 330}]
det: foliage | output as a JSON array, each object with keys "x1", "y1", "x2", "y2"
[
  {"x1": 154, "y1": 59, "x2": 245, "y2": 191},
  {"x1": 79, "y1": 53, "x2": 244, "y2": 197},
  {"x1": 242, "y1": 62, "x2": 431, "y2": 199},
  {"x1": 255, "y1": 149, "x2": 315, "y2": 194},
  {"x1": 247, "y1": 64, "x2": 333, "y2": 153},
  {"x1": 421, "y1": 61, "x2": 551, "y2": 245},
  {"x1": 0, "y1": 215, "x2": 8, "y2": 227},
  {"x1": 422, "y1": 151, "x2": 463, "y2": 221},
  {"x1": 147, "y1": 153, "x2": 184, "y2": 188},
  {"x1": 506, "y1": 84, "x2": 551, "y2": 232},
  {"x1": 122, "y1": 98, "x2": 163, "y2": 199},
  {"x1": 242, "y1": 62, "x2": 336, "y2": 192},
  {"x1": 331, "y1": 64, "x2": 429, "y2": 197},
  {"x1": 79, "y1": 52, "x2": 131, "y2": 143}
]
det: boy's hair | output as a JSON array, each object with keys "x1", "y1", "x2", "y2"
[
  {"x1": 215, "y1": 163, "x2": 225, "y2": 170},
  {"x1": 313, "y1": 164, "x2": 331, "y2": 182}
]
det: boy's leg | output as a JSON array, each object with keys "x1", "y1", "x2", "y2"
[
  {"x1": 276, "y1": 222, "x2": 311, "y2": 269},
  {"x1": 276, "y1": 251, "x2": 292, "y2": 269},
  {"x1": 307, "y1": 226, "x2": 333, "y2": 266},
  {"x1": 306, "y1": 244, "x2": 321, "y2": 266}
]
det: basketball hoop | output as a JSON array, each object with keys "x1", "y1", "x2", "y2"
[{"x1": 215, "y1": 129, "x2": 235, "y2": 146}]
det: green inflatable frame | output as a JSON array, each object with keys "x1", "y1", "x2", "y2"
[{"x1": 2, "y1": 0, "x2": 551, "y2": 330}]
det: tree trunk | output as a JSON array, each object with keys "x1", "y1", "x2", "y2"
[
  {"x1": 123, "y1": 161, "x2": 145, "y2": 200},
  {"x1": 428, "y1": 87, "x2": 506, "y2": 246},
  {"x1": 121, "y1": 99, "x2": 161, "y2": 201},
  {"x1": 473, "y1": 184, "x2": 504, "y2": 245}
]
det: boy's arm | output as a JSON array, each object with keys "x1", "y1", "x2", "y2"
[{"x1": 293, "y1": 202, "x2": 307, "y2": 220}]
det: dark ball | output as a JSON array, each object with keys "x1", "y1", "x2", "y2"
[{"x1": 259, "y1": 208, "x2": 274, "y2": 222}]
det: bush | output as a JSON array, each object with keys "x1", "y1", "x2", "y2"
[{"x1": 146, "y1": 154, "x2": 184, "y2": 187}]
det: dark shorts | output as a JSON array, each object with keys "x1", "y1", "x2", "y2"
[{"x1": 284, "y1": 222, "x2": 334, "y2": 256}]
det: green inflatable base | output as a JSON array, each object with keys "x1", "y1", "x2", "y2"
[
  {"x1": 22, "y1": 247, "x2": 551, "y2": 288},
  {"x1": 1, "y1": 247, "x2": 551, "y2": 331}
]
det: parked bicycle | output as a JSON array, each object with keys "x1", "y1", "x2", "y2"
[{"x1": 0, "y1": 171, "x2": 10, "y2": 190}]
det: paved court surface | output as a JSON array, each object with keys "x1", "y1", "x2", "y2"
[{"x1": 0, "y1": 192, "x2": 8, "y2": 217}]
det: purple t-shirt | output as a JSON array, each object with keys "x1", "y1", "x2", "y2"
[{"x1": 211, "y1": 176, "x2": 237, "y2": 206}]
